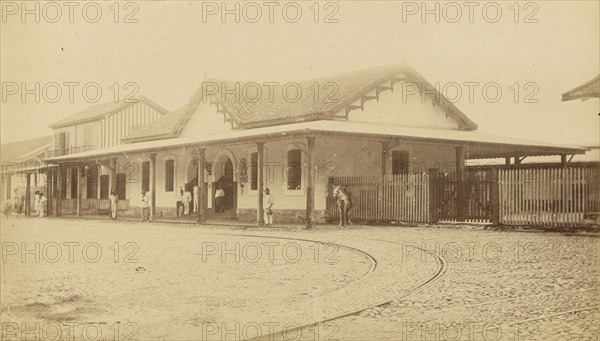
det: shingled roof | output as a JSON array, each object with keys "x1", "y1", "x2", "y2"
[
  {"x1": 49, "y1": 95, "x2": 169, "y2": 128},
  {"x1": 561, "y1": 75, "x2": 600, "y2": 101},
  {"x1": 122, "y1": 63, "x2": 478, "y2": 142}
]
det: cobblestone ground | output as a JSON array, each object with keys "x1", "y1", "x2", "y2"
[{"x1": 0, "y1": 218, "x2": 598, "y2": 341}]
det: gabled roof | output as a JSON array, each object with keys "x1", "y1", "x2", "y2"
[
  {"x1": 122, "y1": 63, "x2": 478, "y2": 143},
  {"x1": 1, "y1": 135, "x2": 53, "y2": 163},
  {"x1": 49, "y1": 95, "x2": 169, "y2": 128},
  {"x1": 561, "y1": 75, "x2": 600, "y2": 101},
  {"x1": 201, "y1": 63, "x2": 478, "y2": 129}
]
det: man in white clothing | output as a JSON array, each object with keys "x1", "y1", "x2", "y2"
[{"x1": 264, "y1": 188, "x2": 274, "y2": 226}]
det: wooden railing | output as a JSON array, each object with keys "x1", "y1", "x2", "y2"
[
  {"x1": 499, "y1": 167, "x2": 599, "y2": 226},
  {"x1": 59, "y1": 199, "x2": 128, "y2": 214},
  {"x1": 81, "y1": 199, "x2": 112, "y2": 211},
  {"x1": 327, "y1": 166, "x2": 599, "y2": 227},
  {"x1": 46, "y1": 145, "x2": 96, "y2": 157}
]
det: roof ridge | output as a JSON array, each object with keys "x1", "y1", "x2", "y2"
[
  {"x1": 49, "y1": 95, "x2": 168, "y2": 128},
  {"x1": 205, "y1": 63, "x2": 406, "y2": 85}
]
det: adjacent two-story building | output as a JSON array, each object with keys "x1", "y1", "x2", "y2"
[
  {"x1": 1, "y1": 136, "x2": 53, "y2": 214},
  {"x1": 42, "y1": 96, "x2": 168, "y2": 214}
]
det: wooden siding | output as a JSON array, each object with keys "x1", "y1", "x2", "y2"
[
  {"x1": 100, "y1": 102, "x2": 163, "y2": 148},
  {"x1": 51, "y1": 102, "x2": 163, "y2": 154}
]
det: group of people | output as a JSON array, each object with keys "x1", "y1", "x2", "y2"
[
  {"x1": 33, "y1": 191, "x2": 47, "y2": 217},
  {"x1": 109, "y1": 190, "x2": 150, "y2": 222},
  {"x1": 10, "y1": 189, "x2": 47, "y2": 217},
  {"x1": 214, "y1": 185, "x2": 274, "y2": 225},
  {"x1": 106, "y1": 185, "x2": 276, "y2": 225},
  {"x1": 176, "y1": 186, "x2": 199, "y2": 218}
]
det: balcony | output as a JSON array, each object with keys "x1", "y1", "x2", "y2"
[{"x1": 46, "y1": 145, "x2": 97, "y2": 158}]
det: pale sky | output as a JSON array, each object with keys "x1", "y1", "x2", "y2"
[{"x1": 1, "y1": 0, "x2": 599, "y2": 145}]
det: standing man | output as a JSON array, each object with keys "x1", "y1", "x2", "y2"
[
  {"x1": 214, "y1": 186, "x2": 225, "y2": 213},
  {"x1": 176, "y1": 187, "x2": 184, "y2": 218},
  {"x1": 110, "y1": 190, "x2": 118, "y2": 219},
  {"x1": 193, "y1": 185, "x2": 199, "y2": 213},
  {"x1": 264, "y1": 188, "x2": 274, "y2": 226},
  {"x1": 38, "y1": 192, "x2": 47, "y2": 217},
  {"x1": 183, "y1": 188, "x2": 192, "y2": 215},
  {"x1": 140, "y1": 191, "x2": 150, "y2": 222}
]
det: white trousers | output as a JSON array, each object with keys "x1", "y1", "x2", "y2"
[{"x1": 264, "y1": 209, "x2": 273, "y2": 225}]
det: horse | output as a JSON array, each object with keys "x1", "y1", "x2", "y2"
[
  {"x1": 1, "y1": 200, "x2": 11, "y2": 219},
  {"x1": 332, "y1": 185, "x2": 353, "y2": 227},
  {"x1": 2, "y1": 197, "x2": 24, "y2": 219}
]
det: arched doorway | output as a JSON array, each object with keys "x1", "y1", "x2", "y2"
[
  {"x1": 214, "y1": 154, "x2": 236, "y2": 212},
  {"x1": 185, "y1": 160, "x2": 198, "y2": 213}
]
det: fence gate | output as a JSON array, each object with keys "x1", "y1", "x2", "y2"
[{"x1": 436, "y1": 169, "x2": 494, "y2": 223}]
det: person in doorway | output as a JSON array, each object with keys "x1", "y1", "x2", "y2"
[
  {"x1": 176, "y1": 188, "x2": 184, "y2": 218},
  {"x1": 38, "y1": 192, "x2": 47, "y2": 217},
  {"x1": 34, "y1": 191, "x2": 41, "y2": 215},
  {"x1": 214, "y1": 186, "x2": 225, "y2": 213},
  {"x1": 193, "y1": 186, "x2": 199, "y2": 213},
  {"x1": 140, "y1": 191, "x2": 150, "y2": 222},
  {"x1": 183, "y1": 188, "x2": 192, "y2": 215},
  {"x1": 264, "y1": 188, "x2": 274, "y2": 226},
  {"x1": 110, "y1": 190, "x2": 118, "y2": 219}
]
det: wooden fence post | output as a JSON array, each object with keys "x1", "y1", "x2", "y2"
[
  {"x1": 490, "y1": 168, "x2": 500, "y2": 225},
  {"x1": 25, "y1": 173, "x2": 31, "y2": 215},
  {"x1": 256, "y1": 142, "x2": 265, "y2": 226},
  {"x1": 456, "y1": 146, "x2": 466, "y2": 221},
  {"x1": 428, "y1": 170, "x2": 439, "y2": 223},
  {"x1": 56, "y1": 165, "x2": 62, "y2": 217},
  {"x1": 195, "y1": 150, "x2": 206, "y2": 223},
  {"x1": 306, "y1": 137, "x2": 316, "y2": 229}
]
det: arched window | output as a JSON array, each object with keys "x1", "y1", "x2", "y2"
[
  {"x1": 85, "y1": 164, "x2": 99, "y2": 199},
  {"x1": 250, "y1": 152, "x2": 258, "y2": 190},
  {"x1": 141, "y1": 161, "x2": 150, "y2": 192},
  {"x1": 99, "y1": 175, "x2": 109, "y2": 199},
  {"x1": 286, "y1": 149, "x2": 302, "y2": 190},
  {"x1": 115, "y1": 173, "x2": 127, "y2": 200},
  {"x1": 392, "y1": 150, "x2": 409, "y2": 175},
  {"x1": 165, "y1": 159, "x2": 175, "y2": 192},
  {"x1": 239, "y1": 158, "x2": 248, "y2": 184}
]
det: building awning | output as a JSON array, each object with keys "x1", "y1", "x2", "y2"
[
  {"x1": 44, "y1": 120, "x2": 586, "y2": 162},
  {"x1": 561, "y1": 75, "x2": 600, "y2": 101}
]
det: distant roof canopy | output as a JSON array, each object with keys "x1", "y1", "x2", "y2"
[
  {"x1": 561, "y1": 75, "x2": 600, "y2": 101},
  {"x1": 123, "y1": 63, "x2": 478, "y2": 142},
  {"x1": 1, "y1": 135, "x2": 53, "y2": 163},
  {"x1": 49, "y1": 96, "x2": 169, "y2": 128}
]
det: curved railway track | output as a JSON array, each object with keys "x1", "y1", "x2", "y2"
[
  {"x1": 516, "y1": 306, "x2": 599, "y2": 324},
  {"x1": 187, "y1": 230, "x2": 597, "y2": 340},
  {"x1": 193, "y1": 231, "x2": 378, "y2": 274},
  {"x1": 259, "y1": 237, "x2": 449, "y2": 341}
]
